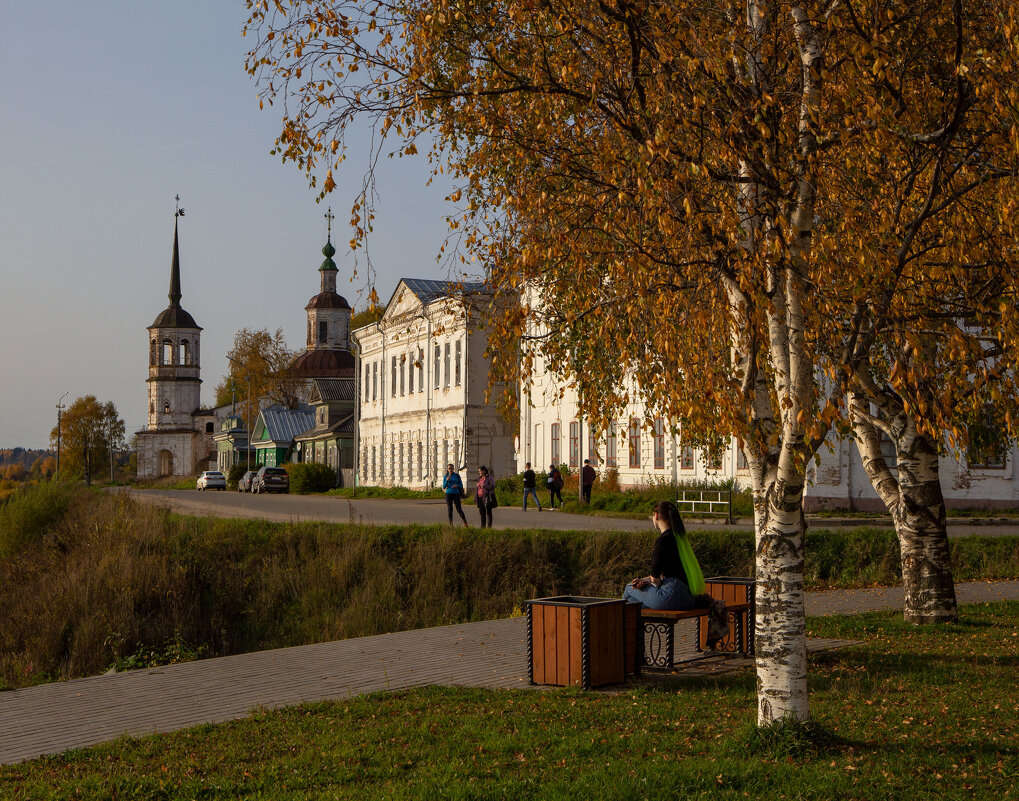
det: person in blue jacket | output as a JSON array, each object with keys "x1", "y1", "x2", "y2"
[{"x1": 442, "y1": 463, "x2": 469, "y2": 526}]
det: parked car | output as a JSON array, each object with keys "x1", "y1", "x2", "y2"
[
  {"x1": 237, "y1": 470, "x2": 257, "y2": 493},
  {"x1": 254, "y1": 466, "x2": 289, "y2": 494},
  {"x1": 196, "y1": 470, "x2": 226, "y2": 491}
]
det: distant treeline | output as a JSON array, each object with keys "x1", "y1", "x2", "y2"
[{"x1": 0, "y1": 448, "x2": 56, "y2": 481}]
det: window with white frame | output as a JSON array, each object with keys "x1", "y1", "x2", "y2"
[
  {"x1": 391, "y1": 356, "x2": 397, "y2": 398},
  {"x1": 551, "y1": 423, "x2": 561, "y2": 465},
  {"x1": 969, "y1": 407, "x2": 1008, "y2": 469},
  {"x1": 434, "y1": 345, "x2": 441, "y2": 389},
  {"x1": 628, "y1": 418, "x2": 641, "y2": 469},
  {"x1": 400, "y1": 358, "x2": 405, "y2": 396},
  {"x1": 455, "y1": 340, "x2": 462, "y2": 385},
  {"x1": 444, "y1": 343, "x2": 451, "y2": 388},
  {"x1": 588, "y1": 431, "x2": 599, "y2": 466},
  {"x1": 372, "y1": 361, "x2": 378, "y2": 402},
  {"x1": 653, "y1": 418, "x2": 665, "y2": 470},
  {"x1": 418, "y1": 348, "x2": 425, "y2": 392},
  {"x1": 606, "y1": 421, "x2": 617, "y2": 468},
  {"x1": 569, "y1": 421, "x2": 579, "y2": 468},
  {"x1": 680, "y1": 445, "x2": 694, "y2": 470}
]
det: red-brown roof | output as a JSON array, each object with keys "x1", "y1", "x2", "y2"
[
  {"x1": 305, "y1": 291, "x2": 351, "y2": 311},
  {"x1": 293, "y1": 348, "x2": 355, "y2": 377}
]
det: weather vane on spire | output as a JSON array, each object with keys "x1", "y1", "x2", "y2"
[
  {"x1": 175, "y1": 194, "x2": 185, "y2": 218},
  {"x1": 324, "y1": 206, "x2": 334, "y2": 239}
]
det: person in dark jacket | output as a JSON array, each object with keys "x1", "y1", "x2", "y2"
[
  {"x1": 442, "y1": 463, "x2": 468, "y2": 526},
  {"x1": 547, "y1": 464, "x2": 564, "y2": 508},
  {"x1": 622, "y1": 500, "x2": 705, "y2": 610},
  {"x1": 475, "y1": 465, "x2": 496, "y2": 528},
  {"x1": 521, "y1": 462, "x2": 542, "y2": 511},
  {"x1": 581, "y1": 459, "x2": 597, "y2": 504}
]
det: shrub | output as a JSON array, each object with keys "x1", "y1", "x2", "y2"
[
  {"x1": 285, "y1": 462, "x2": 338, "y2": 494},
  {"x1": 0, "y1": 479, "x2": 80, "y2": 559},
  {"x1": 227, "y1": 463, "x2": 248, "y2": 489}
]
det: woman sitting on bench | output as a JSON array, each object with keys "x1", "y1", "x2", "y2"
[{"x1": 623, "y1": 500, "x2": 706, "y2": 610}]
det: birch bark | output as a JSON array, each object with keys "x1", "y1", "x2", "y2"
[{"x1": 849, "y1": 390, "x2": 958, "y2": 624}]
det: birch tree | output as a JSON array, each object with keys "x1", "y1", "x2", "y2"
[
  {"x1": 244, "y1": 0, "x2": 1019, "y2": 723},
  {"x1": 814, "y1": 0, "x2": 1019, "y2": 624}
]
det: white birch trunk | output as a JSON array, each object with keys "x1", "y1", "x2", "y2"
[
  {"x1": 850, "y1": 390, "x2": 958, "y2": 624},
  {"x1": 891, "y1": 422, "x2": 958, "y2": 624},
  {"x1": 753, "y1": 468, "x2": 809, "y2": 724}
]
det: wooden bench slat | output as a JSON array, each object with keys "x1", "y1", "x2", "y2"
[{"x1": 640, "y1": 601, "x2": 749, "y2": 620}]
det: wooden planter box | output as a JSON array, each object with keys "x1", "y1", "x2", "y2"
[
  {"x1": 700, "y1": 577, "x2": 756, "y2": 655},
  {"x1": 526, "y1": 597, "x2": 641, "y2": 689}
]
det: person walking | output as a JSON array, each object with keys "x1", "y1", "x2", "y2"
[
  {"x1": 442, "y1": 463, "x2": 469, "y2": 526},
  {"x1": 581, "y1": 458, "x2": 597, "y2": 504},
  {"x1": 521, "y1": 462, "x2": 542, "y2": 511},
  {"x1": 475, "y1": 465, "x2": 496, "y2": 528},
  {"x1": 547, "y1": 464, "x2": 564, "y2": 509}
]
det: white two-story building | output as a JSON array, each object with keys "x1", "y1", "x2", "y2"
[{"x1": 353, "y1": 279, "x2": 516, "y2": 489}]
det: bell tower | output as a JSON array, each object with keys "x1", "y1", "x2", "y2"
[
  {"x1": 146, "y1": 206, "x2": 202, "y2": 428},
  {"x1": 304, "y1": 207, "x2": 351, "y2": 351}
]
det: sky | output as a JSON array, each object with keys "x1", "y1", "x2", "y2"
[{"x1": 0, "y1": 2, "x2": 463, "y2": 450}]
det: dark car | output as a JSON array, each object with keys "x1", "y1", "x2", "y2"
[
  {"x1": 254, "y1": 466, "x2": 289, "y2": 494},
  {"x1": 238, "y1": 470, "x2": 257, "y2": 493}
]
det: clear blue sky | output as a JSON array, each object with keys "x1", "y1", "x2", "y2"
[{"x1": 0, "y1": 2, "x2": 463, "y2": 449}]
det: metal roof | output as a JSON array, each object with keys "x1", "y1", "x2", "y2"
[
  {"x1": 294, "y1": 413, "x2": 355, "y2": 442},
  {"x1": 400, "y1": 278, "x2": 488, "y2": 306},
  {"x1": 311, "y1": 377, "x2": 355, "y2": 403},
  {"x1": 252, "y1": 406, "x2": 316, "y2": 445}
]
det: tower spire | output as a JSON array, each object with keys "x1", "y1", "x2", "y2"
[{"x1": 169, "y1": 196, "x2": 185, "y2": 306}]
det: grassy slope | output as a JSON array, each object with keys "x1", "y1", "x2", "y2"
[
  {"x1": 2, "y1": 483, "x2": 1018, "y2": 690},
  {"x1": 1, "y1": 602, "x2": 1016, "y2": 799}
]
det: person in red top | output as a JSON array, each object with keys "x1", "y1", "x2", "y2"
[
  {"x1": 475, "y1": 465, "x2": 496, "y2": 528},
  {"x1": 581, "y1": 459, "x2": 597, "y2": 504}
]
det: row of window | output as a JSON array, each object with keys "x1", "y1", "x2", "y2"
[
  {"x1": 546, "y1": 418, "x2": 748, "y2": 472},
  {"x1": 361, "y1": 439, "x2": 461, "y2": 484},
  {"x1": 149, "y1": 338, "x2": 197, "y2": 367},
  {"x1": 362, "y1": 340, "x2": 463, "y2": 402}
]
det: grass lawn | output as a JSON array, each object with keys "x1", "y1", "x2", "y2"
[{"x1": 2, "y1": 601, "x2": 1016, "y2": 800}]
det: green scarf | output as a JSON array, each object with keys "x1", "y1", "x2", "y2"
[{"x1": 674, "y1": 531, "x2": 705, "y2": 596}]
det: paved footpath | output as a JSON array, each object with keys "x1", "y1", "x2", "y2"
[
  {"x1": 124, "y1": 489, "x2": 1019, "y2": 536},
  {"x1": 2, "y1": 580, "x2": 1017, "y2": 766}
]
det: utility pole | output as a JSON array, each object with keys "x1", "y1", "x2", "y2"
[
  {"x1": 227, "y1": 356, "x2": 252, "y2": 471},
  {"x1": 108, "y1": 418, "x2": 115, "y2": 484},
  {"x1": 56, "y1": 392, "x2": 68, "y2": 476}
]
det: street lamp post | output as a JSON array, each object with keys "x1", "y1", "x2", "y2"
[{"x1": 56, "y1": 392, "x2": 68, "y2": 476}]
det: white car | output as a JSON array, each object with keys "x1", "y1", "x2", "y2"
[{"x1": 196, "y1": 470, "x2": 226, "y2": 491}]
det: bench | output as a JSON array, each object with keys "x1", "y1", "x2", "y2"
[{"x1": 640, "y1": 601, "x2": 751, "y2": 669}]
